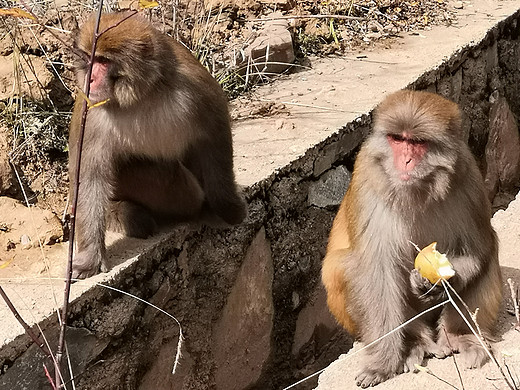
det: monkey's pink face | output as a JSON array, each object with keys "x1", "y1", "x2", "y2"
[
  {"x1": 87, "y1": 57, "x2": 112, "y2": 101},
  {"x1": 387, "y1": 133, "x2": 428, "y2": 181}
]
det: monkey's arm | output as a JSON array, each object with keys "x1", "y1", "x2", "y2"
[{"x1": 70, "y1": 118, "x2": 115, "y2": 279}]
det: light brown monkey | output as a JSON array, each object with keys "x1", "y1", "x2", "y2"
[
  {"x1": 69, "y1": 12, "x2": 246, "y2": 279},
  {"x1": 322, "y1": 90, "x2": 502, "y2": 387}
]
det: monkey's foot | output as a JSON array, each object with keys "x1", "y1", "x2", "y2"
[
  {"x1": 210, "y1": 196, "x2": 247, "y2": 226},
  {"x1": 355, "y1": 367, "x2": 400, "y2": 388},
  {"x1": 404, "y1": 345, "x2": 427, "y2": 372},
  {"x1": 72, "y1": 252, "x2": 107, "y2": 279},
  {"x1": 457, "y1": 335, "x2": 489, "y2": 368}
]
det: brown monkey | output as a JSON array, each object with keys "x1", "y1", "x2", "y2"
[
  {"x1": 322, "y1": 90, "x2": 502, "y2": 387},
  {"x1": 69, "y1": 12, "x2": 246, "y2": 279}
]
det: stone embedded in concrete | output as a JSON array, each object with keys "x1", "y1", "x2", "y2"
[
  {"x1": 212, "y1": 227, "x2": 274, "y2": 390},
  {"x1": 313, "y1": 121, "x2": 370, "y2": 177},
  {"x1": 292, "y1": 283, "x2": 339, "y2": 356},
  {"x1": 485, "y1": 94, "x2": 520, "y2": 198},
  {"x1": 138, "y1": 338, "x2": 194, "y2": 390},
  {"x1": 308, "y1": 165, "x2": 351, "y2": 208}
]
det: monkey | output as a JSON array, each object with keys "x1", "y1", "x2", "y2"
[
  {"x1": 69, "y1": 12, "x2": 246, "y2": 279},
  {"x1": 321, "y1": 90, "x2": 502, "y2": 387}
]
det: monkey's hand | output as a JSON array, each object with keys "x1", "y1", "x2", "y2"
[
  {"x1": 409, "y1": 269, "x2": 446, "y2": 302},
  {"x1": 72, "y1": 251, "x2": 107, "y2": 279}
]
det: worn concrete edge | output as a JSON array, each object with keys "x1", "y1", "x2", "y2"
[{"x1": 1, "y1": 4, "x2": 519, "y2": 371}]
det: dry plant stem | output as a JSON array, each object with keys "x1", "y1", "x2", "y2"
[
  {"x1": 251, "y1": 14, "x2": 365, "y2": 22},
  {"x1": 55, "y1": 4, "x2": 104, "y2": 388},
  {"x1": 0, "y1": 286, "x2": 52, "y2": 357},
  {"x1": 44, "y1": 363, "x2": 58, "y2": 390},
  {"x1": 442, "y1": 281, "x2": 517, "y2": 390},
  {"x1": 507, "y1": 278, "x2": 520, "y2": 328},
  {"x1": 442, "y1": 325, "x2": 464, "y2": 390},
  {"x1": 424, "y1": 367, "x2": 459, "y2": 390}
]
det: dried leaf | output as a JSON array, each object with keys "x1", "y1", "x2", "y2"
[
  {"x1": 138, "y1": 0, "x2": 159, "y2": 9},
  {"x1": 90, "y1": 98, "x2": 110, "y2": 108},
  {"x1": 0, "y1": 258, "x2": 13, "y2": 269},
  {"x1": 76, "y1": 88, "x2": 93, "y2": 107},
  {"x1": 0, "y1": 8, "x2": 36, "y2": 20}
]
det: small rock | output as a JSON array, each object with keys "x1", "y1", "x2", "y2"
[
  {"x1": 237, "y1": 11, "x2": 295, "y2": 76},
  {"x1": 6, "y1": 240, "x2": 15, "y2": 250},
  {"x1": 0, "y1": 129, "x2": 17, "y2": 197},
  {"x1": 20, "y1": 234, "x2": 32, "y2": 250},
  {"x1": 453, "y1": 1, "x2": 463, "y2": 9}
]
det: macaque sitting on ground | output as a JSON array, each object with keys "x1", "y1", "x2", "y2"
[
  {"x1": 69, "y1": 12, "x2": 246, "y2": 279},
  {"x1": 322, "y1": 90, "x2": 502, "y2": 387}
]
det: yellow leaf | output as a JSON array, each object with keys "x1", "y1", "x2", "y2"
[
  {"x1": 138, "y1": 0, "x2": 159, "y2": 9},
  {"x1": 414, "y1": 242, "x2": 455, "y2": 284},
  {"x1": 0, "y1": 7, "x2": 36, "y2": 20},
  {"x1": 0, "y1": 258, "x2": 13, "y2": 269},
  {"x1": 90, "y1": 98, "x2": 110, "y2": 108},
  {"x1": 76, "y1": 88, "x2": 93, "y2": 107},
  {"x1": 76, "y1": 89, "x2": 110, "y2": 109}
]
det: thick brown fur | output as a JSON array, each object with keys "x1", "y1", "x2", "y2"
[
  {"x1": 69, "y1": 12, "x2": 246, "y2": 278},
  {"x1": 322, "y1": 90, "x2": 502, "y2": 387}
]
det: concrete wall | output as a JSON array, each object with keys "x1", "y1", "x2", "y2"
[{"x1": 1, "y1": 8, "x2": 520, "y2": 390}]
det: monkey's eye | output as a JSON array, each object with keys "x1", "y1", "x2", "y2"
[
  {"x1": 387, "y1": 134, "x2": 405, "y2": 142},
  {"x1": 95, "y1": 56, "x2": 110, "y2": 65},
  {"x1": 409, "y1": 138, "x2": 426, "y2": 146}
]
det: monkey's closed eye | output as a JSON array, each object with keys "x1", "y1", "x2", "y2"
[
  {"x1": 95, "y1": 56, "x2": 110, "y2": 65},
  {"x1": 387, "y1": 133, "x2": 405, "y2": 142},
  {"x1": 409, "y1": 138, "x2": 426, "y2": 146}
]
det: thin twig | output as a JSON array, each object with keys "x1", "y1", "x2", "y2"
[
  {"x1": 55, "y1": 4, "x2": 105, "y2": 388},
  {"x1": 507, "y1": 278, "x2": 520, "y2": 330},
  {"x1": 251, "y1": 14, "x2": 365, "y2": 22},
  {"x1": 442, "y1": 325, "x2": 464, "y2": 389},
  {"x1": 43, "y1": 363, "x2": 58, "y2": 390},
  {"x1": 418, "y1": 365, "x2": 459, "y2": 389}
]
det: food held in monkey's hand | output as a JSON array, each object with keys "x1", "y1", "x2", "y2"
[{"x1": 414, "y1": 242, "x2": 455, "y2": 284}]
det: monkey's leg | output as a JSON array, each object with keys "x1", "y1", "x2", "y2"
[
  {"x1": 114, "y1": 158, "x2": 205, "y2": 221},
  {"x1": 184, "y1": 138, "x2": 246, "y2": 226},
  {"x1": 353, "y1": 264, "x2": 408, "y2": 387},
  {"x1": 436, "y1": 254, "x2": 501, "y2": 368},
  {"x1": 107, "y1": 201, "x2": 157, "y2": 238},
  {"x1": 322, "y1": 248, "x2": 357, "y2": 334}
]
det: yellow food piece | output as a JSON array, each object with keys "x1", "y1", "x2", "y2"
[{"x1": 414, "y1": 242, "x2": 455, "y2": 283}]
